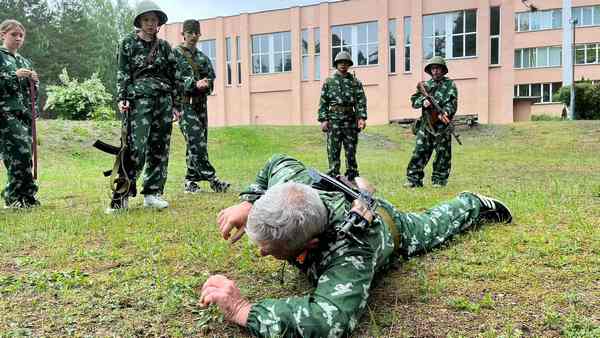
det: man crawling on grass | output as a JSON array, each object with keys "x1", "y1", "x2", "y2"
[{"x1": 199, "y1": 154, "x2": 512, "y2": 337}]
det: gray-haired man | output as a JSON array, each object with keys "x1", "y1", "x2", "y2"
[{"x1": 200, "y1": 154, "x2": 512, "y2": 337}]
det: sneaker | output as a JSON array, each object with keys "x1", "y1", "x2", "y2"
[
  {"x1": 403, "y1": 181, "x2": 422, "y2": 188},
  {"x1": 4, "y1": 197, "x2": 40, "y2": 209},
  {"x1": 469, "y1": 192, "x2": 513, "y2": 224},
  {"x1": 4, "y1": 199, "x2": 26, "y2": 209},
  {"x1": 184, "y1": 180, "x2": 201, "y2": 194},
  {"x1": 22, "y1": 196, "x2": 41, "y2": 207},
  {"x1": 143, "y1": 194, "x2": 169, "y2": 209},
  {"x1": 105, "y1": 195, "x2": 128, "y2": 214},
  {"x1": 209, "y1": 177, "x2": 230, "y2": 193}
]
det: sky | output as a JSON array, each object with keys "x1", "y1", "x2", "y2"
[{"x1": 149, "y1": 0, "x2": 338, "y2": 23}]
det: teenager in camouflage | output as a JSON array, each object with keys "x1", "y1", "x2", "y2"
[
  {"x1": 173, "y1": 19, "x2": 230, "y2": 194},
  {"x1": 200, "y1": 154, "x2": 512, "y2": 337},
  {"x1": 107, "y1": 1, "x2": 204, "y2": 213},
  {"x1": 0, "y1": 20, "x2": 40, "y2": 208},
  {"x1": 318, "y1": 51, "x2": 367, "y2": 181},
  {"x1": 405, "y1": 56, "x2": 458, "y2": 188}
]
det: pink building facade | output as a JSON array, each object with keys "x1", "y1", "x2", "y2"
[{"x1": 159, "y1": 0, "x2": 600, "y2": 126}]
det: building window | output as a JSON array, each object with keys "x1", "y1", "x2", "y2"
[
  {"x1": 331, "y1": 21, "x2": 378, "y2": 67},
  {"x1": 515, "y1": 9, "x2": 562, "y2": 32},
  {"x1": 514, "y1": 46, "x2": 561, "y2": 69},
  {"x1": 251, "y1": 32, "x2": 292, "y2": 74},
  {"x1": 573, "y1": 6, "x2": 600, "y2": 27},
  {"x1": 236, "y1": 36, "x2": 241, "y2": 84},
  {"x1": 490, "y1": 7, "x2": 500, "y2": 65},
  {"x1": 314, "y1": 28, "x2": 320, "y2": 80},
  {"x1": 575, "y1": 43, "x2": 600, "y2": 64},
  {"x1": 423, "y1": 9, "x2": 477, "y2": 60},
  {"x1": 514, "y1": 82, "x2": 562, "y2": 103},
  {"x1": 388, "y1": 19, "x2": 396, "y2": 73},
  {"x1": 225, "y1": 37, "x2": 232, "y2": 85},
  {"x1": 404, "y1": 16, "x2": 411, "y2": 72},
  {"x1": 198, "y1": 39, "x2": 217, "y2": 73},
  {"x1": 301, "y1": 29, "x2": 309, "y2": 80}
]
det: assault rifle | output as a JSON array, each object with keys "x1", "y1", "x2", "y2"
[
  {"x1": 29, "y1": 79, "x2": 38, "y2": 180},
  {"x1": 307, "y1": 169, "x2": 378, "y2": 239},
  {"x1": 416, "y1": 81, "x2": 462, "y2": 145}
]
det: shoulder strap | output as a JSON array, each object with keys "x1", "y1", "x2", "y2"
[{"x1": 178, "y1": 45, "x2": 200, "y2": 75}]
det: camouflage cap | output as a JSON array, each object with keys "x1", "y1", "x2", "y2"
[
  {"x1": 334, "y1": 51, "x2": 353, "y2": 67},
  {"x1": 424, "y1": 56, "x2": 448, "y2": 76},
  {"x1": 182, "y1": 19, "x2": 201, "y2": 34},
  {"x1": 133, "y1": 0, "x2": 168, "y2": 28}
]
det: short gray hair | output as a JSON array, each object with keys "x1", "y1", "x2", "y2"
[{"x1": 246, "y1": 182, "x2": 328, "y2": 251}]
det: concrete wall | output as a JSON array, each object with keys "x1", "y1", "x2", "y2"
[{"x1": 159, "y1": 0, "x2": 600, "y2": 126}]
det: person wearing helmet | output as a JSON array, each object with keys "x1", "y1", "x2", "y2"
[
  {"x1": 404, "y1": 56, "x2": 458, "y2": 188},
  {"x1": 107, "y1": 1, "x2": 205, "y2": 213},
  {"x1": 173, "y1": 19, "x2": 230, "y2": 194},
  {"x1": 317, "y1": 50, "x2": 367, "y2": 181}
]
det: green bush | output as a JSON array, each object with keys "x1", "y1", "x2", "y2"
[
  {"x1": 554, "y1": 80, "x2": 600, "y2": 119},
  {"x1": 44, "y1": 69, "x2": 113, "y2": 120},
  {"x1": 90, "y1": 105, "x2": 117, "y2": 121},
  {"x1": 531, "y1": 114, "x2": 563, "y2": 121}
]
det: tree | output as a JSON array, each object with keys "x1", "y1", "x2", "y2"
[{"x1": 554, "y1": 80, "x2": 600, "y2": 120}]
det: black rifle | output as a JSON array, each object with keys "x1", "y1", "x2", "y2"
[
  {"x1": 416, "y1": 82, "x2": 462, "y2": 145},
  {"x1": 307, "y1": 169, "x2": 378, "y2": 238}
]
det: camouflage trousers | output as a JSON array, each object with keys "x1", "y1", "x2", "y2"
[
  {"x1": 406, "y1": 127, "x2": 452, "y2": 186},
  {"x1": 326, "y1": 122, "x2": 359, "y2": 180},
  {"x1": 178, "y1": 99, "x2": 216, "y2": 182},
  {"x1": 379, "y1": 192, "x2": 481, "y2": 257},
  {"x1": 119, "y1": 95, "x2": 173, "y2": 196},
  {"x1": 0, "y1": 112, "x2": 38, "y2": 204}
]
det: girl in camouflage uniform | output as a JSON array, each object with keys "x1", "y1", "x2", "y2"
[{"x1": 0, "y1": 20, "x2": 39, "y2": 208}]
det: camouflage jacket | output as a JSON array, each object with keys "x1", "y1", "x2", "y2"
[
  {"x1": 173, "y1": 45, "x2": 215, "y2": 106},
  {"x1": 240, "y1": 154, "x2": 396, "y2": 338},
  {"x1": 318, "y1": 71, "x2": 367, "y2": 123},
  {"x1": 411, "y1": 77, "x2": 458, "y2": 133},
  {"x1": 0, "y1": 47, "x2": 34, "y2": 116},
  {"x1": 116, "y1": 32, "x2": 195, "y2": 104}
]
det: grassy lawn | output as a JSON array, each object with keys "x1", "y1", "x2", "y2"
[{"x1": 0, "y1": 120, "x2": 598, "y2": 337}]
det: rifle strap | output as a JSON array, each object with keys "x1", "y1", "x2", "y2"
[
  {"x1": 132, "y1": 37, "x2": 161, "y2": 81},
  {"x1": 177, "y1": 45, "x2": 200, "y2": 76}
]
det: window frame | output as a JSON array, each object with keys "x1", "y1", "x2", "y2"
[
  {"x1": 389, "y1": 18, "x2": 397, "y2": 74},
  {"x1": 331, "y1": 21, "x2": 379, "y2": 68},
  {"x1": 225, "y1": 37, "x2": 232, "y2": 86},
  {"x1": 514, "y1": 82, "x2": 562, "y2": 103},
  {"x1": 514, "y1": 46, "x2": 562, "y2": 69},
  {"x1": 198, "y1": 39, "x2": 217, "y2": 75},
  {"x1": 423, "y1": 9, "x2": 477, "y2": 60},
  {"x1": 403, "y1": 16, "x2": 412, "y2": 73},
  {"x1": 314, "y1": 28, "x2": 321, "y2": 80},
  {"x1": 251, "y1": 31, "x2": 292, "y2": 75},
  {"x1": 515, "y1": 8, "x2": 562, "y2": 32},
  {"x1": 490, "y1": 6, "x2": 501, "y2": 66}
]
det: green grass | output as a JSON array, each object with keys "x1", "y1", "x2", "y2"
[{"x1": 1, "y1": 120, "x2": 599, "y2": 337}]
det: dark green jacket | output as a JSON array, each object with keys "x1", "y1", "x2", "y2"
[
  {"x1": 411, "y1": 77, "x2": 458, "y2": 132},
  {"x1": 0, "y1": 47, "x2": 34, "y2": 116},
  {"x1": 173, "y1": 45, "x2": 215, "y2": 106},
  {"x1": 318, "y1": 72, "x2": 367, "y2": 123}
]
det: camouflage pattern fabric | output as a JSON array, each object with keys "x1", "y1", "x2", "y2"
[
  {"x1": 241, "y1": 154, "x2": 482, "y2": 338},
  {"x1": 174, "y1": 45, "x2": 218, "y2": 182},
  {"x1": 0, "y1": 47, "x2": 38, "y2": 204},
  {"x1": 407, "y1": 77, "x2": 458, "y2": 186},
  {"x1": 318, "y1": 71, "x2": 367, "y2": 179},
  {"x1": 115, "y1": 32, "x2": 195, "y2": 196}
]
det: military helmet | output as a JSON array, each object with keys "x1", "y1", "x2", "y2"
[
  {"x1": 333, "y1": 51, "x2": 353, "y2": 67},
  {"x1": 134, "y1": 0, "x2": 168, "y2": 28},
  {"x1": 424, "y1": 56, "x2": 448, "y2": 76},
  {"x1": 182, "y1": 19, "x2": 201, "y2": 34}
]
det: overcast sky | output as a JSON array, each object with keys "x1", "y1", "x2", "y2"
[{"x1": 149, "y1": 0, "x2": 338, "y2": 23}]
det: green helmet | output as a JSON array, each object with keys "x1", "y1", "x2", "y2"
[
  {"x1": 334, "y1": 51, "x2": 353, "y2": 67},
  {"x1": 134, "y1": 0, "x2": 168, "y2": 28},
  {"x1": 424, "y1": 56, "x2": 448, "y2": 76},
  {"x1": 182, "y1": 19, "x2": 201, "y2": 34}
]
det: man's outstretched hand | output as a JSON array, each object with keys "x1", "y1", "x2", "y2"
[
  {"x1": 217, "y1": 201, "x2": 253, "y2": 243},
  {"x1": 199, "y1": 275, "x2": 252, "y2": 326}
]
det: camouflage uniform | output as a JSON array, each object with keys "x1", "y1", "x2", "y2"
[
  {"x1": 406, "y1": 58, "x2": 458, "y2": 187},
  {"x1": 318, "y1": 71, "x2": 367, "y2": 180},
  {"x1": 115, "y1": 32, "x2": 195, "y2": 196},
  {"x1": 241, "y1": 154, "x2": 483, "y2": 337},
  {"x1": 174, "y1": 44, "x2": 224, "y2": 186},
  {"x1": 0, "y1": 46, "x2": 38, "y2": 206}
]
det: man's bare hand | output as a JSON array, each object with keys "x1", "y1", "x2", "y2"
[
  {"x1": 440, "y1": 112, "x2": 450, "y2": 124},
  {"x1": 357, "y1": 118, "x2": 366, "y2": 130},
  {"x1": 217, "y1": 201, "x2": 253, "y2": 243},
  {"x1": 199, "y1": 275, "x2": 251, "y2": 326},
  {"x1": 320, "y1": 121, "x2": 330, "y2": 132},
  {"x1": 118, "y1": 100, "x2": 130, "y2": 113},
  {"x1": 196, "y1": 78, "x2": 209, "y2": 91},
  {"x1": 423, "y1": 99, "x2": 432, "y2": 108},
  {"x1": 350, "y1": 199, "x2": 374, "y2": 223},
  {"x1": 15, "y1": 68, "x2": 32, "y2": 79},
  {"x1": 172, "y1": 109, "x2": 182, "y2": 122}
]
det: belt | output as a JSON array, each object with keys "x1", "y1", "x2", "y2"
[
  {"x1": 376, "y1": 207, "x2": 401, "y2": 249},
  {"x1": 330, "y1": 105, "x2": 354, "y2": 113}
]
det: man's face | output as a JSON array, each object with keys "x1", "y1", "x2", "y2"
[
  {"x1": 1, "y1": 27, "x2": 25, "y2": 51},
  {"x1": 256, "y1": 240, "x2": 303, "y2": 260},
  {"x1": 183, "y1": 30, "x2": 199, "y2": 45},
  {"x1": 336, "y1": 61, "x2": 351, "y2": 74},
  {"x1": 430, "y1": 64, "x2": 444, "y2": 80},
  {"x1": 139, "y1": 12, "x2": 159, "y2": 35}
]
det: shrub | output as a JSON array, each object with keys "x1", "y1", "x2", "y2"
[
  {"x1": 90, "y1": 105, "x2": 117, "y2": 121},
  {"x1": 44, "y1": 69, "x2": 113, "y2": 120},
  {"x1": 554, "y1": 80, "x2": 600, "y2": 120}
]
